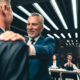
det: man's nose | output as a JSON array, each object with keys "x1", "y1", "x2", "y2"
[{"x1": 28, "y1": 24, "x2": 33, "y2": 29}]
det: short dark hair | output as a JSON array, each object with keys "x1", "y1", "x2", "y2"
[{"x1": 67, "y1": 53, "x2": 72, "y2": 57}]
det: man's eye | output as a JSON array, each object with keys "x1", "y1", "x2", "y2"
[
  {"x1": 27, "y1": 23, "x2": 30, "y2": 25},
  {"x1": 32, "y1": 23, "x2": 38, "y2": 26}
]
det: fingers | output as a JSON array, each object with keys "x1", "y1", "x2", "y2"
[
  {"x1": 0, "y1": 31, "x2": 25, "y2": 43},
  {"x1": 11, "y1": 35, "x2": 25, "y2": 43},
  {"x1": 0, "y1": 31, "x2": 13, "y2": 40}
]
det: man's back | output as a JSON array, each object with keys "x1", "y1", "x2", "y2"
[{"x1": 0, "y1": 29, "x2": 29, "y2": 80}]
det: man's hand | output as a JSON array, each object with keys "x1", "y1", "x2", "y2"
[
  {"x1": 0, "y1": 31, "x2": 25, "y2": 43},
  {"x1": 56, "y1": 67, "x2": 59, "y2": 69},
  {"x1": 70, "y1": 62, "x2": 73, "y2": 66},
  {"x1": 49, "y1": 67, "x2": 51, "y2": 69},
  {"x1": 65, "y1": 62, "x2": 69, "y2": 66}
]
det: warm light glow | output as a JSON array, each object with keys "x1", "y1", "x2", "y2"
[{"x1": 68, "y1": 33, "x2": 72, "y2": 38}]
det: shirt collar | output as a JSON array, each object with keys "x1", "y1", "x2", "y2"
[
  {"x1": 0, "y1": 27, "x2": 5, "y2": 32},
  {"x1": 29, "y1": 35, "x2": 41, "y2": 42}
]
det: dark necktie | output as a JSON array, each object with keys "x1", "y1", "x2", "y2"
[{"x1": 31, "y1": 39, "x2": 35, "y2": 44}]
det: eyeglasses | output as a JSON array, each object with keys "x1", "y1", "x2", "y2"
[{"x1": 27, "y1": 23, "x2": 38, "y2": 26}]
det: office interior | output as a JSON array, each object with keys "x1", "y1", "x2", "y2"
[{"x1": 11, "y1": 0, "x2": 80, "y2": 79}]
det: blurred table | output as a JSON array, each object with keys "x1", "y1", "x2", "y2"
[{"x1": 49, "y1": 68, "x2": 79, "y2": 80}]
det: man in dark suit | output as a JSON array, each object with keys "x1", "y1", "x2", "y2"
[
  {"x1": 0, "y1": 13, "x2": 55, "y2": 80},
  {"x1": 62, "y1": 53, "x2": 77, "y2": 80},
  {"x1": 0, "y1": 0, "x2": 29, "y2": 80}
]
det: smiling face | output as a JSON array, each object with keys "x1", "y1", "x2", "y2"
[
  {"x1": 67, "y1": 55, "x2": 72, "y2": 61},
  {"x1": 26, "y1": 16, "x2": 44, "y2": 39}
]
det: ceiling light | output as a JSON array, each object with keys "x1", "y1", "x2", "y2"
[
  {"x1": 47, "y1": 34, "x2": 54, "y2": 39},
  {"x1": 53, "y1": 34, "x2": 60, "y2": 39},
  {"x1": 12, "y1": 12, "x2": 27, "y2": 23},
  {"x1": 50, "y1": 0, "x2": 68, "y2": 29},
  {"x1": 33, "y1": 3, "x2": 59, "y2": 30},
  {"x1": 68, "y1": 33, "x2": 72, "y2": 38},
  {"x1": 75, "y1": 33, "x2": 78, "y2": 38},
  {"x1": 71, "y1": 40, "x2": 73, "y2": 42},
  {"x1": 43, "y1": 24, "x2": 50, "y2": 31},
  {"x1": 71, "y1": 0, "x2": 77, "y2": 29},
  {"x1": 67, "y1": 40, "x2": 70, "y2": 43},
  {"x1": 76, "y1": 40, "x2": 78, "y2": 42},
  {"x1": 17, "y1": 6, "x2": 31, "y2": 16},
  {"x1": 60, "y1": 33, "x2": 66, "y2": 39},
  {"x1": 17, "y1": 6, "x2": 50, "y2": 31},
  {"x1": 66, "y1": 43, "x2": 68, "y2": 46},
  {"x1": 69, "y1": 43, "x2": 71, "y2": 45},
  {"x1": 72, "y1": 43, "x2": 74, "y2": 45}
]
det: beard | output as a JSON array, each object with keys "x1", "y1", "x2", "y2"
[{"x1": 27, "y1": 29, "x2": 41, "y2": 39}]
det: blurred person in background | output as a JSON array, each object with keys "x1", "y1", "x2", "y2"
[
  {"x1": 49, "y1": 54, "x2": 60, "y2": 80},
  {"x1": 62, "y1": 53, "x2": 77, "y2": 80}
]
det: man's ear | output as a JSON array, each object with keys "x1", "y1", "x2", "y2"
[
  {"x1": 2, "y1": 4, "x2": 7, "y2": 15},
  {"x1": 41, "y1": 25, "x2": 44, "y2": 32}
]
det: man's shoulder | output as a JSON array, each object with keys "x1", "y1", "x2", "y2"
[
  {"x1": 43, "y1": 36, "x2": 55, "y2": 42},
  {"x1": 0, "y1": 40, "x2": 26, "y2": 47},
  {"x1": 72, "y1": 59, "x2": 76, "y2": 62}
]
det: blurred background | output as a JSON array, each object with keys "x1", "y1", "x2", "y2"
[{"x1": 11, "y1": 0, "x2": 80, "y2": 68}]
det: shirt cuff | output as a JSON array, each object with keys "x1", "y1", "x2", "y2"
[
  {"x1": 64, "y1": 64, "x2": 66, "y2": 67},
  {"x1": 27, "y1": 44, "x2": 36, "y2": 56}
]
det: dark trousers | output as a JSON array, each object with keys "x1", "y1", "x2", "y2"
[
  {"x1": 62, "y1": 73, "x2": 77, "y2": 80},
  {"x1": 51, "y1": 72, "x2": 60, "y2": 80}
]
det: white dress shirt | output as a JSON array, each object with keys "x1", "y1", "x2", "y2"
[
  {"x1": 51, "y1": 60, "x2": 57, "y2": 68},
  {"x1": 27, "y1": 35, "x2": 40, "y2": 56}
]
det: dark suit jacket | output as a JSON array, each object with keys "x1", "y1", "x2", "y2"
[
  {"x1": 62, "y1": 59, "x2": 77, "y2": 70},
  {"x1": 26, "y1": 35, "x2": 55, "y2": 80},
  {"x1": 0, "y1": 29, "x2": 29, "y2": 80},
  {"x1": 49, "y1": 60, "x2": 60, "y2": 68}
]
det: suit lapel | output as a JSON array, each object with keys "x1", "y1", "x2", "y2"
[
  {"x1": 35, "y1": 35, "x2": 44, "y2": 45},
  {"x1": 26, "y1": 36, "x2": 44, "y2": 65},
  {"x1": 25, "y1": 38, "x2": 32, "y2": 64},
  {"x1": 0, "y1": 28, "x2": 4, "y2": 34},
  {"x1": 0, "y1": 29, "x2": 4, "y2": 45}
]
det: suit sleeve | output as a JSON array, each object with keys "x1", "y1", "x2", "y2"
[
  {"x1": 33, "y1": 37, "x2": 55, "y2": 59},
  {"x1": 0, "y1": 40, "x2": 29, "y2": 80},
  {"x1": 49, "y1": 61, "x2": 53, "y2": 67}
]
